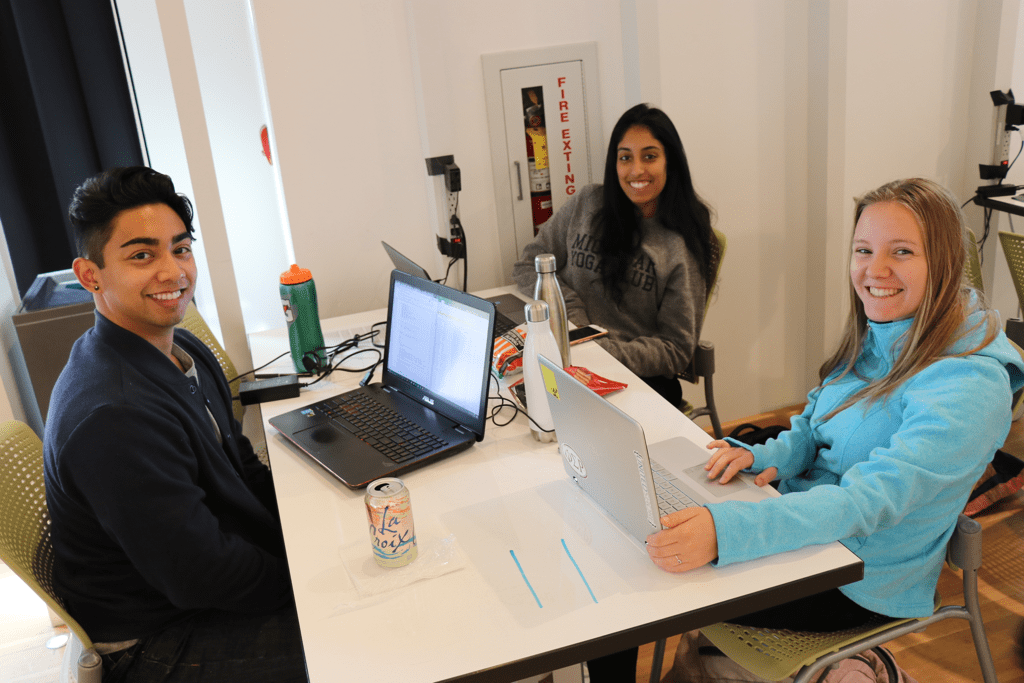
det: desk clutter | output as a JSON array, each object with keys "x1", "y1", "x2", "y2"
[
  {"x1": 508, "y1": 366, "x2": 628, "y2": 412},
  {"x1": 250, "y1": 284, "x2": 863, "y2": 682}
]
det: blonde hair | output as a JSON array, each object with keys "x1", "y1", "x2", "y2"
[{"x1": 818, "y1": 178, "x2": 998, "y2": 417}]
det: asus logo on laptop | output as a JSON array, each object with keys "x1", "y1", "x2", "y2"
[{"x1": 423, "y1": 396, "x2": 434, "y2": 405}]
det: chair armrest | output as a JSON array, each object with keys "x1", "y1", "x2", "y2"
[
  {"x1": 679, "y1": 340, "x2": 715, "y2": 385},
  {"x1": 948, "y1": 513, "x2": 982, "y2": 572}
]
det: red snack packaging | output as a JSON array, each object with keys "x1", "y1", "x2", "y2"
[
  {"x1": 492, "y1": 326, "x2": 527, "y2": 379},
  {"x1": 507, "y1": 365, "x2": 626, "y2": 412},
  {"x1": 564, "y1": 366, "x2": 628, "y2": 396}
]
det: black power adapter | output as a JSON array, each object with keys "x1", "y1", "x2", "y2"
[
  {"x1": 977, "y1": 184, "x2": 1023, "y2": 198},
  {"x1": 239, "y1": 375, "x2": 302, "y2": 405}
]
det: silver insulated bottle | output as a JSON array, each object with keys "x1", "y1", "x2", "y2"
[{"x1": 532, "y1": 254, "x2": 571, "y2": 368}]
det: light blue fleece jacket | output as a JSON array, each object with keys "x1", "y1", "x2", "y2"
[{"x1": 708, "y1": 304, "x2": 1024, "y2": 618}]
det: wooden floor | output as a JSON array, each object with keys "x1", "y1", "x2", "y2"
[{"x1": 634, "y1": 407, "x2": 1024, "y2": 683}]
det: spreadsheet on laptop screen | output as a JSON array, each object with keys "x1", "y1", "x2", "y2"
[{"x1": 387, "y1": 278, "x2": 490, "y2": 416}]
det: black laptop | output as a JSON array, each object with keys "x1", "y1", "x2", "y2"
[
  {"x1": 269, "y1": 270, "x2": 496, "y2": 488},
  {"x1": 381, "y1": 240, "x2": 528, "y2": 336}
]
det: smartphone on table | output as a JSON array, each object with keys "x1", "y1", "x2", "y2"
[{"x1": 568, "y1": 325, "x2": 608, "y2": 345}]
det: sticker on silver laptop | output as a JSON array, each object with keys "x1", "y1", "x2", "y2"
[{"x1": 561, "y1": 443, "x2": 587, "y2": 478}]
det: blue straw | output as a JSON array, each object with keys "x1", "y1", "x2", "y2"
[
  {"x1": 561, "y1": 538, "x2": 598, "y2": 603},
  {"x1": 510, "y1": 550, "x2": 543, "y2": 608}
]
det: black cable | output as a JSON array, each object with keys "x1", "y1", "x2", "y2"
[
  {"x1": 370, "y1": 320, "x2": 386, "y2": 348},
  {"x1": 231, "y1": 328, "x2": 381, "y2": 386},
  {"x1": 303, "y1": 347, "x2": 383, "y2": 388},
  {"x1": 979, "y1": 206, "x2": 992, "y2": 265},
  {"x1": 228, "y1": 349, "x2": 293, "y2": 384},
  {"x1": 441, "y1": 256, "x2": 458, "y2": 286},
  {"x1": 454, "y1": 192, "x2": 467, "y2": 292},
  {"x1": 486, "y1": 371, "x2": 554, "y2": 432},
  {"x1": 449, "y1": 214, "x2": 467, "y2": 292}
]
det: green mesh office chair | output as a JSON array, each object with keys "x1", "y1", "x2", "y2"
[
  {"x1": 690, "y1": 514, "x2": 996, "y2": 683},
  {"x1": 176, "y1": 302, "x2": 270, "y2": 467},
  {"x1": 965, "y1": 227, "x2": 983, "y2": 292},
  {"x1": 0, "y1": 420, "x2": 102, "y2": 683},
  {"x1": 997, "y1": 232, "x2": 1024, "y2": 419},
  {"x1": 677, "y1": 227, "x2": 727, "y2": 440},
  {"x1": 177, "y1": 301, "x2": 244, "y2": 424},
  {"x1": 1000, "y1": 230, "x2": 1024, "y2": 308}
]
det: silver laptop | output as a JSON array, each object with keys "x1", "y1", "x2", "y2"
[
  {"x1": 538, "y1": 355, "x2": 777, "y2": 546},
  {"x1": 381, "y1": 241, "x2": 527, "y2": 333}
]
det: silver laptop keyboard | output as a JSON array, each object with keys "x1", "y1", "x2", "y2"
[{"x1": 651, "y1": 462, "x2": 699, "y2": 515}]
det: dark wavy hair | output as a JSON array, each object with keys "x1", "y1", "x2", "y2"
[
  {"x1": 68, "y1": 166, "x2": 195, "y2": 267},
  {"x1": 594, "y1": 104, "x2": 715, "y2": 302}
]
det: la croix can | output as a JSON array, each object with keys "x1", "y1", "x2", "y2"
[{"x1": 365, "y1": 477, "x2": 418, "y2": 568}]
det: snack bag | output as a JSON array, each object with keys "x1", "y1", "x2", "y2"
[
  {"x1": 509, "y1": 366, "x2": 627, "y2": 410},
  {"x1": 492, "y1": 326, "x2": 527, "y2": 379},
  {"x1": 564, "y1": 366, "x2": 628, "y2": 396}
]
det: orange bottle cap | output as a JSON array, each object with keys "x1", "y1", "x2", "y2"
[{"x1": 280, "y1": 264, "x2": 312, "y2": 285}]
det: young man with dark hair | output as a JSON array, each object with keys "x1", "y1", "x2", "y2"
[{"x1": 43, "y1": 167, "x2": 306, "y2": 682}]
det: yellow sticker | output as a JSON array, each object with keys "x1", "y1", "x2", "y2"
[{"x1": 541, "y1": 365, "x2": 560, "y2": 400}]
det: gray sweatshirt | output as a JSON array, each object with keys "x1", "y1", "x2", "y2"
[{"x1": 512, "y1": 184, "x2": 706, "y2": 378}]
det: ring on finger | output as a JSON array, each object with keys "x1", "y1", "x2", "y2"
[{"x1": 675, "y1": 555, "x2": 682, "y2": 565}]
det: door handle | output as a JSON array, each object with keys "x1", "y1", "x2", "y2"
[{"x1": 514, "y1": 161, "x2": 523, "y2": 201}]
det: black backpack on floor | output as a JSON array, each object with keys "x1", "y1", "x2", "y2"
[{"x1": 727, "y1": 423, "x2": 787, "y2": 446}]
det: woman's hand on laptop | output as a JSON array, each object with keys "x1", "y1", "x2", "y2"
[
  {"x1": 704, "y1": 440, "x2": 778, "y2": 486},
  {"x1": 646, "y1": 507, "x2": 718, "y2": 573}
]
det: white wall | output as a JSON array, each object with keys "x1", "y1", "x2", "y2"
[
  {"x1": 828, "y1": 0, "x2": 977, "y2": 360},
  {"x1": 113, "y1": 1, "x2": 220, "y2": 337},
  {"x1": 980, "y1": 0, "x2": 1024, "y2": 321},
  {"x1": 657, "y1": 0, "x2": 815, "y2": 417},
  {"x1": 250, "y1": 0, "x2": 628, "y2": 319},
  {"x1": 118, "y1": 0, "x2": 1024, "y2": 427},
  {"x1": 652, "y1": 0, "x2": 1022, "y2": 423},
  {"x1": 181, "y1": 0, "x2": 295, "y2": 334}
]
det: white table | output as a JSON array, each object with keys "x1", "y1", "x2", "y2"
[{"x1": 250, "y1": 287, "x2": 862, "y2": 683}]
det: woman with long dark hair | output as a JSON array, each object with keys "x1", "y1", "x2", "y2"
[{"x1": 512, "y1": 103, "x2": 716, "y2": 407}]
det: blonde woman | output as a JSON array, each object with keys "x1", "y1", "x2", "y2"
[{"x1": 648, "y1": 178, "x2": 1024, "y2": 636}]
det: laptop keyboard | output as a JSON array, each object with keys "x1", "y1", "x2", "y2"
[
  {"x1": 651, "y1": 462, "x2": 699, "y2": 515},
  {"x1": 319, "y1": 392, "x2": 448, "y2": 464},
  {"x1": 494, "y1": 311, "x2": 520, "y2": 337}
]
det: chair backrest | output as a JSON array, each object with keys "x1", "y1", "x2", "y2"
[
  {"x1": 0, "y1": 420, "x2": 94, "y2": 649},
  {"x1": 176, "y1": 302, "x2": 244, "y2": 423},
  {"x1": 999, "y1": 230, "x2": 1024, "y2": 309},
  {"x1": 965, "y1": 228, "x2": 983, "y2": 293},
  {"x1": 704, "y1": 228, "x2": 727, "y2": 316}
]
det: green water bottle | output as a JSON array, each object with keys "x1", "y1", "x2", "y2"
[{"x1": 280, "y1": 264, "x2": 326, "y2": 373}]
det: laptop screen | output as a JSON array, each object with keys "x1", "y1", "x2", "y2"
[
  {"x1": 383, "y1": 271, "x2": 494, "y2": 437},
  {"x1": 382, "y1": 241, "x2": 431, "y2": 280}
]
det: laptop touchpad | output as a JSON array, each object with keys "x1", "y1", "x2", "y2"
[
  {"x1": 297, "y1": 423, "x2": 345, "y2": 444},
  {"x1": 681, "y1": 464, "x2": 749, "y2": 497}
]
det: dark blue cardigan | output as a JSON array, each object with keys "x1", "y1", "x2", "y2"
[{"x1": 43, "y1": 312, "x2": 293, "y2": 642}]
